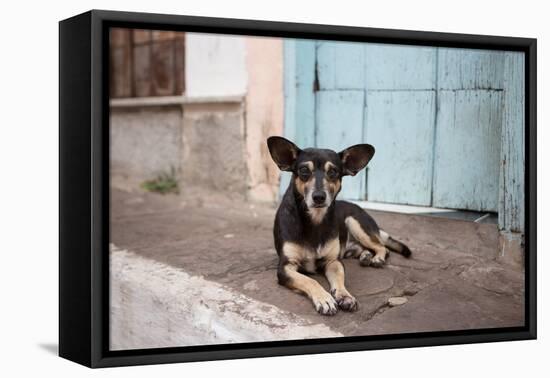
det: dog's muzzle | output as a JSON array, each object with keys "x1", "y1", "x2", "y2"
[{"x1": 311, "y1": 190, "x2": 329, "y2": 208}]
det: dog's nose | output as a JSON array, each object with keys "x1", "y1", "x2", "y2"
[{"x1": 312, "y1": 191, "x2": 326, "y2": 205}]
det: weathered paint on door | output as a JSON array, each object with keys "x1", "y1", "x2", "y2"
[
  {"x1": 283, "y1": 41, "x2": 524, "y2": 231},
  {"x1": 433, "y1": 48, "x2": 505, "y2": 212},
  {"x1": 499, "y1": 52, "x2": 525, "y2": 233},
  {"x1": 366, "y1": 91, "x2": 436, "y2": 206},
  {"x1": 433, "y1": 90, "x2": 503, "y2": 211},
  {"x1": 316, "y1": 90, "x2": 365, "y2": 199},
  {"x1": 315, "y1": 42, "x2": 366, "y2": 199},
  {"x1": 280, "y1": 39, "x2": 316, "y2": 195},
  {"x1": 364, "y1": 44, "x2": 437, "y2": 206}
]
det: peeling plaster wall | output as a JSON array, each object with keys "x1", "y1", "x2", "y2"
[
  {"x1": 110, "y1": 33, "x2": 284, "y2": 201},
  {"x1": 185, "y1": 33, "x2": 247, "y2": 98},
  {"x1": 180, "y1": 101, "x2": 248, "y2": 195},
  {"x1": 184, "y1": 33, "x2": 284, "y2": 202},
  {"x1": 110, "y1": 106, "x2": 183, "y2": 190},
  {"x1": 245, "y1": 37, "x2": 284, "y2": 202}
]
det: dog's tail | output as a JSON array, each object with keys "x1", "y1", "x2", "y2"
[{"x1": 379, "y1": 230, "x2": 412, "y2": 258}]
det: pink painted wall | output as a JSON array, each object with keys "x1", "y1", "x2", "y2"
[{"x1": 245, "y1": 37, "x2": 284, "y2": 202}]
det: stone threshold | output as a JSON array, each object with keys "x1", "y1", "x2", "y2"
[{"x1": 352, "y1": 200, "x2": 498, "y2": 224}]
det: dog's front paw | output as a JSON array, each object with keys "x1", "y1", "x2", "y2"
[
  {"x1": 312, "y1": 291, "x2": 338, "y2": 316},
  {"x1": 330, "y1": 289, "x2": 358, "y2": 312}
]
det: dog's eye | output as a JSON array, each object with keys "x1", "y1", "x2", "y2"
[
  {"x1": 327, "y1": 168, "x2": 339, "y2": 179},
  {"x1": 298, "y1": 167, "x2": 311, "y2": 178}
]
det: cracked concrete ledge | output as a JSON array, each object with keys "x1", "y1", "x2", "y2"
[{"x1": 110, "y1": 245, "x2": 342, "y2": 350}]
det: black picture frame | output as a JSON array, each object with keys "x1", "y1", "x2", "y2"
[{"x1": 59, "y1": 9, "x2": 537, "y2": 368}]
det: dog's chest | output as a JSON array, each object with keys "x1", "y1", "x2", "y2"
[{"x1": 285, "y1": 238, "x2": 340, "y2": 273}]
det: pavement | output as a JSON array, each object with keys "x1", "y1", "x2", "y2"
[{"x1": 109, "y1": 187, "x2": 525, "y2": 349}]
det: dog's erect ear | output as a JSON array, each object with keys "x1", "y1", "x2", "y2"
[
  {"x1": 267, "y1": 136, "x2": 301, "y2": 172},
  {"x1": 339, "y1": 144, "x2": 375, "y2": 176}
]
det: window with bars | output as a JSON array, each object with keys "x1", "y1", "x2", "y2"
[{"x1": 110, "y1": 28, "x2": 185, "y2": 98}]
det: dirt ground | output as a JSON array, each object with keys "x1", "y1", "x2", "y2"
[{"x1": 110, "y1": 187, "x2": 525, "y2": 339}]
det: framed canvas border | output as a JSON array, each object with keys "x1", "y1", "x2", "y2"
[{"x1": 59, "y1": 9, "x2": 537, "y2": 368}]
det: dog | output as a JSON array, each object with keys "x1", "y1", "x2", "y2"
[{"x1": 267, "y1": 136, "x2": 412, "y2": 315}]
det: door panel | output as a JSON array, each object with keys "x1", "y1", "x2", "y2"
[
  {"x1": 438, "y1": 48, "x2": 505, "y2": 90},
  {"x1": 433, "y1": 90, "x2": 503, "y2": 211},
  {"x1": 365, "y1": 44, "x2": 437, "y2": 90},
  {"x1": 281, "y1": 40, "x2": 316, "y2": 196},
  {"x1": 499, "y1": 52, "x2": 525, "y2": 232},
  {"x1": 365, "y1": 91, "x2": 436, "y2": 205},
  {"x1": 317, "y1": 42, "x2": 365, "y2": 90},
  {"x1": 316, "y1": 90, "x2": 365, "y2": 199}
]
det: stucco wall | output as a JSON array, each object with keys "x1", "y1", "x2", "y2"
[
  {"x1": 184, "y1": 33, "x2": 284, "y2": 202},
  {"x1": 110, "y1": 34, "x2": 284, "y2": 202},
  {"x1": 185, "y1": 33, "x2": 247, "y2": 97},
  {"x1": 245, "y1": 37, "x2": 284, "y2": 202},
  {"x1": 181, "y1": 101, "x2": 248, "y2": 195},
  {"x1": 110, "y1": 106, "x2": 183, "y2": 190}
]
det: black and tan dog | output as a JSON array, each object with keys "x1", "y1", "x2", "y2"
[{"x1": 267, "y1": 136, "x2": 411, "y2": 315}]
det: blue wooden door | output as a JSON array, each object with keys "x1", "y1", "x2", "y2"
[
  {"x1": 315, "y1": 42, "x2": 366, "y2": 199},
  {"x1": 284, "y1": 41, "x2": 507, "y2": 212},
  {"x1": 432, "y1": 49, "x2": 505, "y2": 212},
  {"x1": 363, "y1": 44, "x2": 437, "y2": 206}
]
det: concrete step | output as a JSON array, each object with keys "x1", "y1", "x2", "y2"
[{"x1": 110, "y1": 245, "x2": 341, "y2": 350}]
